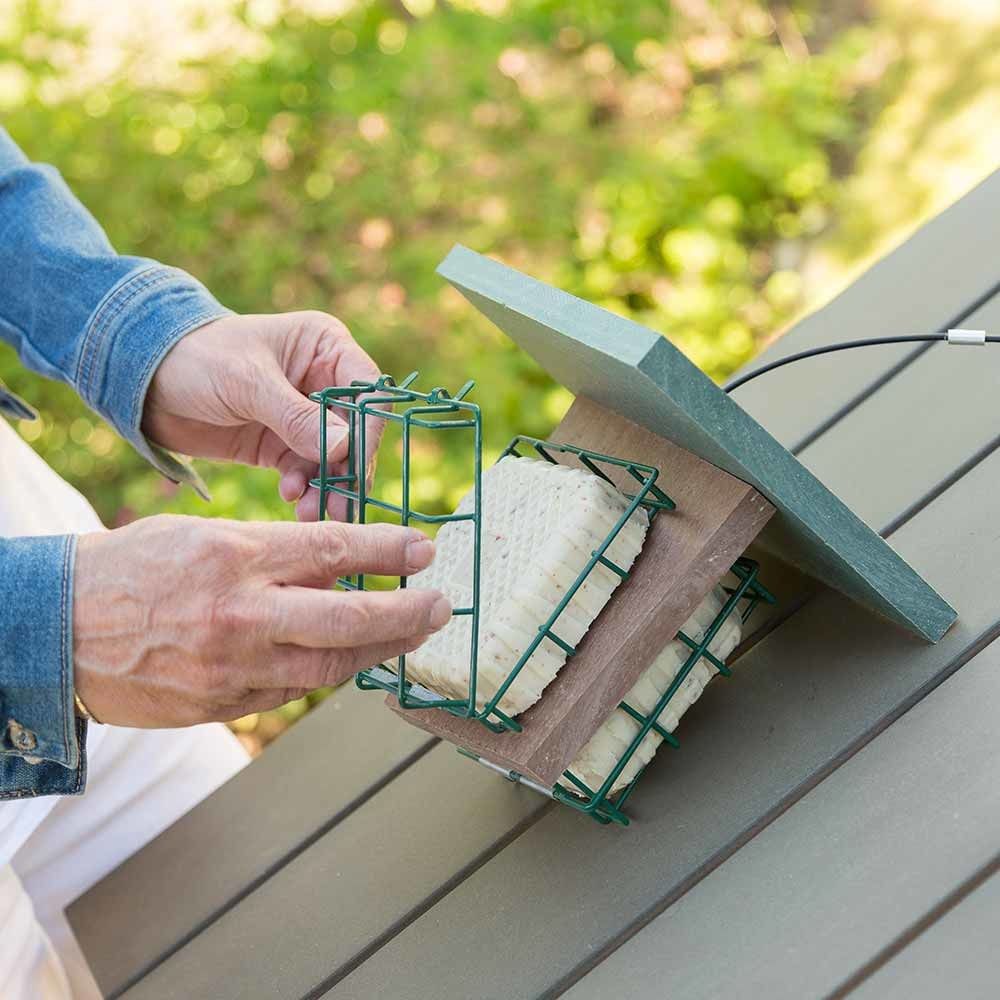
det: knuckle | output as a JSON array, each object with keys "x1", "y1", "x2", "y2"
[
  {"x1": 330, "y1": 596, "x2": 374, "y2": 639},
  {"x1": 297, "y1": 309, "x2": 349, "y2": 342},
  {"x1": 191, "y1": 521, "x2": 257, "y2": 566},
  {"x1": 315, "y1": 524, "x2": 350, "y2": 572},
  {"x1": 207, "y1": 590, "x2": 257, "y2": 638},
  {"x1": 369, "y1": 523, "x2": 405, "y2": 568},
  {"x1": 410, "y1": 591, "x2": 438, "y2": 630}
]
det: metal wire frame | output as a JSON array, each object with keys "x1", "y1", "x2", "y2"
[
  {"x1": 311, "y1": 372, "x2": 775, "y2": 825},
  {"x1": 310, "y1": 373, "x2": 676, "y2": 734},
  {"x1": 309, "y1": 372, "x2": 488, "y2": 724},
  {"x1": 460, "y1": 557, "x2": 775, "y2": 825},
  {"x1": 558, "y1": 557, "x2": 775, "y2": 824}
]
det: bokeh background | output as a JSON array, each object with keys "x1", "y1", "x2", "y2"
[{"x1": 3, "y1": 0, "x2": 998, "y2": 752}]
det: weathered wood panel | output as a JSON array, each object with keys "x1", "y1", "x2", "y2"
[
  {"x1": 66, "y1": 685, "x2": 434, "y2": 998},
  {"x1": 323, "y1": 445, "x2": 1000, "y2": 1000},
  {"x1": 562, "y1": 640, "x2": 1000, "y2": 1000},
  {"x1": 439, "y1": 244, "x2": 956, "y2": 640}
]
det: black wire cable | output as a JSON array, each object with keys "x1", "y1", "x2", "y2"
[{"x1": 723, "y1": 333, "x2": 1000, "y2": 393}]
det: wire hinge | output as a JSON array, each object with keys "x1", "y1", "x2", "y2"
[
  {"x1": 947, "y1": 328, "x2": 987, "y2": 345},
  {"x1": 456, "y1": 748, "x2": 555, "y2": 800}
]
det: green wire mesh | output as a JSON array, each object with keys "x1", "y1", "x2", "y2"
[
  {"x1": 553, "y1": 556, "x2": 774, "y2": 824},
  {"x1": 460, "y1": 557, "x2": 775, "y2": 826},
  {"x1": 311, "y1": 372, "x2": 775, "y2": 826},
  {"x1": 309, "y1": 371, "x2": 487, "y2": 719},
  {"x1": 310, "y1": 372, "x2": 676, "y2": 735}
]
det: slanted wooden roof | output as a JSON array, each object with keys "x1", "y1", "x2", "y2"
[
  {"x1": 437, "y1": 244, "x2": 956, "y2": 642},
  {"x1": 69, "y1": 169, "x2": 1000, "y2": 1000}
]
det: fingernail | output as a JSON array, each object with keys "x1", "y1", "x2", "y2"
[
  {"x1": 405, "y1": 532, "x2": 435, "y2": 573},
  {"x1": 429, "y1": 595, "x2": 453, "y2": 630}
]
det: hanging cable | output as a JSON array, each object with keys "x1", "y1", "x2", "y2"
[{"x1": 723, "y1": 330, "x2": 1000, "y2": 394}]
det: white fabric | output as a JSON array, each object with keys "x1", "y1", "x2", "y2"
[{"x1": 0, "y1": 419, "x2": 250, "y2": 998}]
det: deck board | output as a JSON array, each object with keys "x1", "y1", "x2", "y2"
[
  {"x1": 851, "y1": 865, "x2": 1000, "y2": 999},
  {"x1": 322, "y1": 445, "x2": 1000, "y2": 1000},
  {"x1": 561, "y1": 640, "x2": 1000, "y2": 1000},
  {"x1": 120, "y1": 745, "x2": 548, "y2": 1000},
  {"x1": 68, "y1": 172, "x2": 1000, "y2": 999},
  {"x1": 66, "y1": 685, "x2": 434, "y2": 999},
  {"x1": 797, "y1": 332, "x2": 1000, "y2": 532},
  {"x1": 727, "y1": 169, "x2": 1000, "y2": 450}
]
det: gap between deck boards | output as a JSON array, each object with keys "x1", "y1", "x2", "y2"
[
  {"x1": 827, "y1": 848, "x2": 1000, "y2": 998},
  {"x1": 788, "y1": 273, "x2": 1000, "y2": 456}
]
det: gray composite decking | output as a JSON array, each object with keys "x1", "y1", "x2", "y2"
[{"x1": 68, "y1": 170, "x2": 1000, "y2": 999}]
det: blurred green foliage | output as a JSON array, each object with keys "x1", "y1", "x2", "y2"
[
  {"x1": 0, "y1": 0, "x2": 902, "y2": 746},
  {"x1": 0, "y1": 0, "x2": 896, "y2": 527}
]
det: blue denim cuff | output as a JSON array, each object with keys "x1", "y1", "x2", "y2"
[
  {"x1": 74, "y1": 262, "x2": 231, "y2": 497},
  {"x1": 0, "y1": 719, "x2": 88, "y2": 799},
  {"x1": 0, "y1": 534, "x2": 83, "y2": 798}
]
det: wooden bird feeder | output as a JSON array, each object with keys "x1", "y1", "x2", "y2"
[{"x1": 310, "y1": 245, "x2": 957, "y2": 825}]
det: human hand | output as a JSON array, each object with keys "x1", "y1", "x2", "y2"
[
  {"x1": 73, "y1": 516, "x2": 451, "y2": 727},
  {"x1": 143, "y1": 311, "x2": 382, "y2": 521}
]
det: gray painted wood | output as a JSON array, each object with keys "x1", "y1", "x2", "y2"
[
  {"x1": 66, "y1": 685, "x2": 434, "y2": 999},
  {"x1": 561, "y1": 640, "x2": 1000, "y2": 1000},
  {"x1": 852, "y1": 868, "x2": 1000, "y2": 999},
  {"x1": 324, "y1": 445, "x2": 1000, "y2": 1000},
  {"x1": 72, "y1": 178, "x2": 1000, "y2": 996},
  {"x1": 728, "y1": 168, "x2": 1000, "y2": 451},
  {"x1": 120, "y1": 742, "x2": 548, "y2": 1000},
  {"x1": 66, "y1": 254, "x2": 855, "y2": 997},
  {"x1": 439, "y1": 244, "x2": 955, "y2": 640},
  {"x1": 107, "y1": 288, "x2": 1000, "y2": 999}
]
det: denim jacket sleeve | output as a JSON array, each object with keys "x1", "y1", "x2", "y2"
[{"x1": 0, "y1": 128, "x2": 231, "y2": 799}]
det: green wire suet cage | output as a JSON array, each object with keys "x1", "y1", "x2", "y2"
[{"x1": 310, "y1": 373, "x2": 775, "y2": 825}]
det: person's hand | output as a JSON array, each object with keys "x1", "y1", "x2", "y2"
[
  {"x1": 143, "y1": 311, "x2": 381, "y2": 521},
  {"x1": 73, "y1": 516, "x2": 451, "y2": 727}
]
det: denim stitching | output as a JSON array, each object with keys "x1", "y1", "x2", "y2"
[
  {"x1": 60, "y1": 535, "x2": 76, "y2": 764},
  {"x1": 128, "y1": 306, "x2": 227, "y2": 437},
  {"x1": 76, "y1": 264, "x2": 165, "y2": 403},
  {"x1": 82, "y1": 268, "x2": 173, "y2": 407},
  {"x1": 76, "y1": 265, "x2": 151, "y2": 391},
  {"x1": 76, "y1": 264, "x2": 163, "y2": 394}
]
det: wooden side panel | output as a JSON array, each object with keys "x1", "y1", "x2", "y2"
[
  {"x1": 322, "y1": 446, "x2": 1000, "y2": 1000},
  {"x1": 120, "y1": 744, "x2": 548, "y2": 1000},
  {"x1": 66, "y1": 685, "x2": 434, "y2": 999},
  {"x1": 393, "y1": 399, "x2": 774, "y2": 785},
  {"x1": 562, "y1": 640, "x2": 1000, "y2": 1000},
  {"x1": 852, "y1": 869, "x2": 1000, "y2": 999}
]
